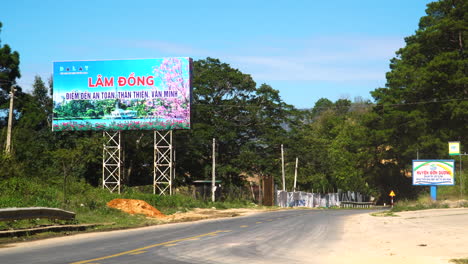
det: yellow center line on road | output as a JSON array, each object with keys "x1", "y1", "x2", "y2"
[
  {"x1": 256, "y1": 221, "x2": 263, "y2": 224},
  {"x1": 164, "y1": 244, "x2": 178, "y2": 247},
  {"x1": 69, "y1": 230, "x2": 231, "y2": 264},
  {"x1": 240, "y1": 225, "x2": 248, "y2": 228},
  {"x1": 129, "y1": 251, "x2": 147, "y2": 255}
]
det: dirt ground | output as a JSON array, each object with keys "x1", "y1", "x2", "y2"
[
  {"x1": 317, "y1": 208, "x2": 468, "y2": 264},
  {"x1": 158, "y1": 208, "x2": 264, "y2": 222},
  {"x1": 107, "y1": 199, "x2": 166, "y2": 218},
  {"x1": 107, "y1": 198, "x2": 268, "y2": 223}
]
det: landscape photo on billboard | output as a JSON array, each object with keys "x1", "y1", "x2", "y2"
[{"x1": 52, "y1": 57, "x2": 192, "y2": 131}]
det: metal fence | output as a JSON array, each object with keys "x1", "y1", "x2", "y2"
[{"x1": 275, "y1": 190, "x2": 370, "y2": 208}]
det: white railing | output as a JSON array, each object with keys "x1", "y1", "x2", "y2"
[{"x1": 275, "y1": 191, "x2": 372, "y2": 208}]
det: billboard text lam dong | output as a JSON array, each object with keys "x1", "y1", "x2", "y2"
[{"x1": 52, "y1": 57, "x2": 192, "y2": 131}]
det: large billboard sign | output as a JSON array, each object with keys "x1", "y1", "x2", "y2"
[
  {"x1": 412, "y1": 160, "x2": 455, "y2": 186},
  {"x1": 52, "y1": 58, "x2": 192, "y2": 131}
]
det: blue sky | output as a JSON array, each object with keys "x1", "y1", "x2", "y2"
[{"x1": 1, "y1": 0, "x2": 432, "y2": 108}]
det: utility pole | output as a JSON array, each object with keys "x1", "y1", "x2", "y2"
[
  {"x1": 460, "y1": 154, "x2": 463, "y2": 198},
  {"x1": 5, "y1": 85, "x2": 16, "y2": 155},
  {"x1": 460, "y1": 153, "x2": 466, "y2": 199},
  {"x1": 293, "y1": 157, "x2": 298, "y2": 192},
  {"x1": 281, "y1": 144, "x2": 285, "y2": 191},
  {"x1": 212, "y1": 138, "x2": 216, "y2": 202}
]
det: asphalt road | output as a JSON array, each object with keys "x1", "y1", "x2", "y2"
[{"x1": 0, "y1": 209, "x2": 375, "y2": 264}]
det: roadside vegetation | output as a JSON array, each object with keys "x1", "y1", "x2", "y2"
[
  {"x1": 0, "y1": 0, "x2": 466, "y2": 238},
  {"x1": 389, "y1": 184, "x2": 468, "y2": 213},
  {"x1": 0, "y1": 176, "x2": 256, "y2": 231},
  {"x1": 392, "y1": 199, "x2": 451, "y2": 213},
  {"x1": 370, "y1": 185, "x2": 468, "y2": 217},
  {"x1": 451, "y1": 258, "x2": 468, "y2": 264}
]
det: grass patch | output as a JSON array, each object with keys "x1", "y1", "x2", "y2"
[
  {"x1": 391, "y1": 197, "x2": 450, "y2": 213},
  {"x1": 375, "y1": 191, "x2": 468, "y2": 217},
  {"x1": 451, "y1": 258, "x2": 468, "y2": 264},
  {"x1": 371, "y1": 211, "x2": 398, "y2": 217},
  {"x1": 0, "y1": 176, "x2": 258, "y2": 238},
  {"x1": 0, "y1": 219, "x2": 73, "y2": 231}
]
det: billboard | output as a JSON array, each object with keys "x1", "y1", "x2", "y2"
[
  {"x1": 412, "y1": 160, "x2": 455, "y2": 186},
  {"x1": 52, "y1": 58, "x2": 192, "y2": 131}
]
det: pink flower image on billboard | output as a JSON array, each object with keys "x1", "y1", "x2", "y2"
[{"x1": 52, "y1": 58, "x2": 192, "y2": 131}]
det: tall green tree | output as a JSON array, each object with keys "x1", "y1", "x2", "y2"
[
  {"x1": 174, "y1": 58, "x2": 257, "y2": 185},
  {"x1": 310, "y1": 98, "x2": 334, "y2": 119},
  {"x1": 235, "y1": 83, "x2": 294, "y2": 183},
  {"x1": 369, "y1": 0, "x2": 467, "y2": 197},
  {"x1": 0, "y1": 21, "x2": 22, "y2": 177},
  {"x1": 11, "y1": 76, "x2": 53, "y2": 175},
  {"x1": 288, "y1": 98, "x2": 375, "y2": 194},
  {"x1": 173, "y1": 58, "x2": 294, "y2": 188},
  {"x1": 0, "y1": 22, "x2": 21, "y2": 108}
]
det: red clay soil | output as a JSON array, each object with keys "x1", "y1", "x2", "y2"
[{"x1": 107, "y1": 199, "x2": 166, "y2": 218}]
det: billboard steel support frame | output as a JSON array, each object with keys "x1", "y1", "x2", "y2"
[
  {"x1": 154, "y1": 131, "x2": 173, "y2": 195},
  {"x1": 103, "y1": 131, "x2": 121, "y2": 194}
]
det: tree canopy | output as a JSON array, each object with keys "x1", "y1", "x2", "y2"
[
  {"x1": 0, "y1": 22, "x2": 21, "y2": 105},
  {"x1": 0, "y1": 0, "x2": 466, "y2": 202},
  {"x1": 368, "y1": 0, "x2": 467, "y2": 197}
]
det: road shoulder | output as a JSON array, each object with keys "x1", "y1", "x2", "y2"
[{"x1": 320, "y1": 208, "x2": 468, "y2": 264}]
